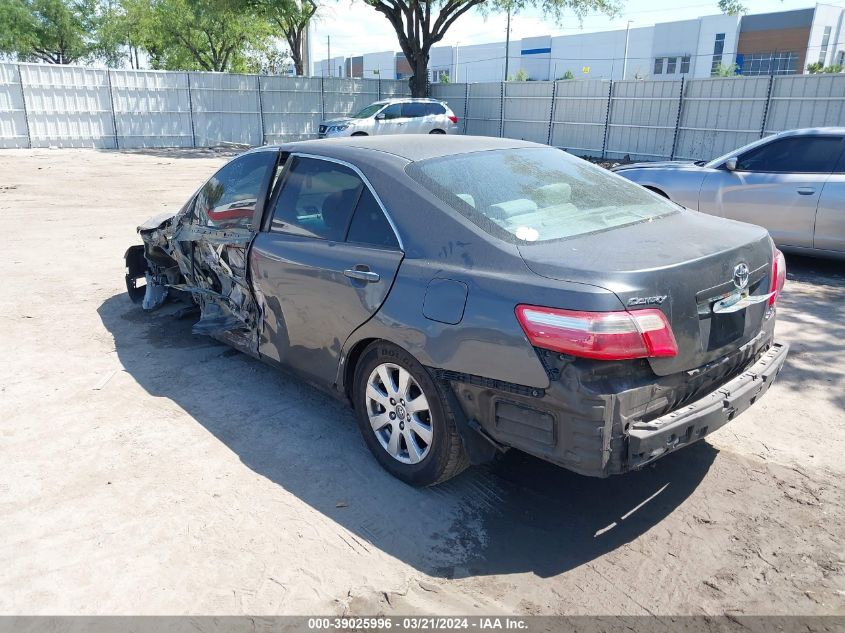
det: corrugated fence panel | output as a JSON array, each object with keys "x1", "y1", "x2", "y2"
[
  {"x1": 378, "y1": 79, "x2": 411, "y2": 98},
  {"x1": 606, "y1": 80, "x2": 681, "y2": 160},
  {"x1": 675, "y1": 76, "x2": 769, "y2": 161},
  {"x1": 190, "y1": 72, "x2": 262, "y2": 147},
  {"x1": 465, "y1": 82, "x2": 501, "y2": 137},
  {"x1": 261, "y1": 76, "x2": 322, "y2": 143},
  {"x1": 0, "y1": 63, "x2": 28, "y2": 148},
  {"x1": 550, "y1": 79, "x2": 610, "y2": 157},
  {"x1": 111, "y1": 70, "x2": 192, "y2": 148},
  {"x1": 503, "y1": 81, "x2": 553, "y2": 144},
  {"x1": 323, "y1": 77, "x2": 379, "y2": 120},
  {"x1": 20, "y1": 64, "x2": 115, "y2": 148},
  {"x1": 765, "y1": 74, "x2": 845, "y2": 134},
  {"x1": 430, "y1": 83, "x2": 467, "y2": 133}
]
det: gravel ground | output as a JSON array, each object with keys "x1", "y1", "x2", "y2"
[{"x1": 1, "y1": 148, "x2": 843, "y2": 616}]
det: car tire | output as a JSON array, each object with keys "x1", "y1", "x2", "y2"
[
  {"x1": 352, "y1": 341, "x2": 469, "y2": 486},
  {"x1": 429, "y1": 129, "x2": 446, "y2": 134},
  {"x1": 351, "y1": 132, "x2": 368, "y2": 136}
]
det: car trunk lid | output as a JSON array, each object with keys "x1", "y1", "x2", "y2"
[{"x1": 517, "y1": 211, "x2": 774, "y2": 376}]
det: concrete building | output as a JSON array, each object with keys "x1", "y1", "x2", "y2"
[{"x1": 313, "y1": 4, "x2": 845, "y2": 82}]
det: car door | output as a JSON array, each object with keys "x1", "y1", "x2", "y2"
[
  {"x1": 401, "y1": 101, "x2": 429, "y2": 133},
  {"x1": 249, "y1": 154, "x2": 404, "y2": 384},
  {"x1": 374, "y1": 103, "x2": 405, "y2": 135},
  {"x1": 698, "y1": 135, "x2": 843, "y2": 248},
  {"x1": 814, "y1": 149, "x2": 845, "y2": 253}
]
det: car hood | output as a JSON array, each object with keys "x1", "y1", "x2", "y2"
[
  {"x1": 321, "y1": 117, "x2": 355, "y2": 126},
  {"x1": 613, "y1": 160, "x2": 702, "y2": 172},
  {"x1": 517, "y1": 210, "x2": 773, "y2": 376}
]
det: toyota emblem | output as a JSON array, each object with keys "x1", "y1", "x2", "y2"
[{"x1": 733, "y1": 263, "x2": 750, "y2": 290}]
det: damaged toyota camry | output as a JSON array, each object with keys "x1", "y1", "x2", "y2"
[{"x1": 125, "y1": 136, "x2": 788, "y2": 486}]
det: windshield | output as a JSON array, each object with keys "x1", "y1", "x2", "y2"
[
  {"x1": 406, "y1": 147, "x2": 678, "y2": 243},
  {"x1": 351, "y1": 103, "x2": 386, "y2": 119}
]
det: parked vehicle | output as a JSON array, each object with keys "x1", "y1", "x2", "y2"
[
  {"x1": 612, "y1": 128, "x2": 845, "y2": 260},
  {"x1": 125, "y1": 136, "x2": 788, "y2": 486},
  {"x1": 319, "y1": 98, "x2": 458, "y2": 138}
]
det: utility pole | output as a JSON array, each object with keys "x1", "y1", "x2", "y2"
[
  {"x1": 622, "y1": 20, "x2": 632, "y2": 80},
  {"x1": 327, "y1": 35, "x2": 331, "y2": 77},
  {"x1": 503, "y1": 4, "x2": 512, "y2": 81},
  {"x1": 455, "y1": 42, "x2": 460, "y2": 82}
]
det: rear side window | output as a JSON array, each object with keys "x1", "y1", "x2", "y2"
[
  {"x1": 401, "y1": 102, "x2": 429, "y2": 118},
  {"x1": 406, "y1": 147, "x2": 677, "y2": 243},
  {"x1": 193, "y1": 151, "x2": 276, "y2": 229},
  {"x1": 737, "y1": 136, "x2": 842, "y2": 173},
  {"x1": 270, "y1": 157, "x2": 362, "y2": 241},
  {"x1": 346, "y1": 188, "x2": 399, "y2": 249},
  {"x1": 427, "y1": 103, "x2": 446, "y2": 115}
]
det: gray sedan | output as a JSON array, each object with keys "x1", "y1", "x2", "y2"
[
  {"x1": 126, "y1": 136, "x2": 787, "y2": 486},
  {"x1": 612, "y1": 128, "x2": 845, "y2": 260}
]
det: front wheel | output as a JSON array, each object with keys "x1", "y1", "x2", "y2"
[
  {"x1": 352, "y1": 341, "x2": 468, "y2": 486},
  {"x1": 429, "y1": 129, "x2": 446, "y2": 134}
]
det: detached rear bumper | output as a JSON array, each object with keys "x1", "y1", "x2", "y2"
[{"x1": 627, "y1": 342, "x2": 788, "y2": 468}]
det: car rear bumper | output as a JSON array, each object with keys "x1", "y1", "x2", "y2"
[
  {"x1": 446, "y1": 329, "x2": 787, "y2": 477},
  {"x1": 627, "y1": 341, "x2": 788, "y2": 469}
]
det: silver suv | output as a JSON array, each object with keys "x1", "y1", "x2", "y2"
[{"x1": 319, "y1": 98, "x2": 459, "y2": 138}]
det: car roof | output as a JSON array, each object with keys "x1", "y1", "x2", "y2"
[
  {"x1": 775, "y1": 127, "x2": 845, "y2": 137},
  {"x1": 273, "y1": 135, "x2": 545, "y2": 163}
]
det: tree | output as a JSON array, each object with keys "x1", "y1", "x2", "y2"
[
  {"x1": 246, "y1": 0, "x2": 317, "y2": 75},
  {"x1": 559, "y1": 69, "x2": 574, "y2": 79},
  {"x1": 712, "y1": 62, "x2": 738, "y2": 77},
  {"x1": 717, "y1": 0, "x2": 745, "y2": 14},
  {"x1": 362, "y1": 0, "x2": 619, "y2": 97},
  {"x1": 133, "y1": 0, "x2": 274, "y2": 72},
  {"x1": 0, "y1": 0, "x2": 98, "y2": 64}
]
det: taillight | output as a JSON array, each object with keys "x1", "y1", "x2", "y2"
[
  {"x1": 769, "y1": 248, "x2": 786, "y2": 306},
  {"x1": 515, "y1": 305, "x2": 678, "y2": 360},
  {"x1": 448, "y1": 115, "x2": 458, "y2": 124}
]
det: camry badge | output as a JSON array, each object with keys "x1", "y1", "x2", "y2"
[
  {"x1": 733, "y1": 263, "x2": 750, "y2": 290},
  {"x1": 627, "y1": 295, "x2": 667, "y2": 306}
]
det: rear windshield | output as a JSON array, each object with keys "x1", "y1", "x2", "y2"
[{"x1": 406, "y1": 147, "x2": 677, "y2": 243}]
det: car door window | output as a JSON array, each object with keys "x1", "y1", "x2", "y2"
[
  {"x1": 270, "y1": 157, "x2": 362, "y2": 241},
  {"x1": 736, "y1": 136, "x2": 842, "y2": 174},
  {"x1": 380, "y1": 104, "x2": 402, "y2": 120},
  {"x1": 194, "y1": 151, "x2": 277, "y2": 229},
  {"x1": 401, "y1": 102, "x2": 428, "y2": 118},
  {"x1": 346, "y1": 188, "x2": 400, "y2": 249},
  {"x1": 426, "y1": 103, "x2": 446, "y2": 116}
]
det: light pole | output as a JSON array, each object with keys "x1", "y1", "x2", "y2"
[
  {"x1": 454, "y1": 42, "x2": 460, "y2": 82},
  {"x1": 622, "y1": 20, "x2": 632, "y2": 80},
  {"x1": 504, "y1": 4, "x2": 511, "y2": 81}
]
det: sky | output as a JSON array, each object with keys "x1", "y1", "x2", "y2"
[{"x1": 308, "y1": 0, "x2": 837, "y2": 61}]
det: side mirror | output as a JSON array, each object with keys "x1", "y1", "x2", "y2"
[
  {"x1": 375, "y1": 113, "x2": 385, "y2": 121},
  {"x1": 724, "y1": 157, "x2": 738, "y2": 171}
]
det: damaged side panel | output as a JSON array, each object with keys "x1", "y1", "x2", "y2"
[{"x1": 125, "y1": 149, "x2": 281, "y2": 353}]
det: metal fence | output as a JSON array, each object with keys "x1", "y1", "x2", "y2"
[
  {"x1": 0, "y1": 62, "x2": 410, "y2": 149},
  {"x1": 432, "y1": 73, "x2": 845, "y2": 161},
  {"x1": 3, "y1": 60, "x2": 845, "y2": 160}
]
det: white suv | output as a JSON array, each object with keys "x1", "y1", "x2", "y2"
[{"x1": 319, "y1": 98, "x2": 459, "y2": 138}]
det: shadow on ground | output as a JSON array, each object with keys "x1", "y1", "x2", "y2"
[{"x1": 99, "y1": 292, "x2": 716, "y2": 580}]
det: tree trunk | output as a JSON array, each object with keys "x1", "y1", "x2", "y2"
[
  {"x1": 287, "y1": 29, "x2": 304, "y2": 76},
  {"x1": 408, "y1": 51, "x2": 430, "y2": 97}
]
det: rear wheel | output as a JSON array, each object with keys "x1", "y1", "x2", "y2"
[
  {"x1": 429, "y1": 129, "x2": 446, "y2": 134},
  {"x1": 352, "y1": 341, "x2": 468, "y2": 486},
  {"x1": 351, "y1": 132, "x2": 368, "y2": 136}
]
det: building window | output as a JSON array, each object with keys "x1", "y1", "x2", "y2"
[
  {"x1": 819, "y1": 26, "x2": 832, "y2": 65},
  {"x1": 711, "y1": 33, "x2": 726, "y2": 75},
  {"x1": 680, "y1": 56, "x2": 691, "y2": 74},
  {"x1": 430, "y1": 68, "x2": 450, "y2": 83},
  {"x1": 838, "y1": 51, "x2": 845, "y2": 66},
  {"x1": 739, "y1": 52, "x2": 799, "y2": 76},
  {"x1": 654, "y1": 57, "x2": 664, "y2": 75},
  {"x1": 666, "y1": 57, "x2": 677, "y2": 74}
]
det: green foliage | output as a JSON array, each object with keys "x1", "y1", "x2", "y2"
[
  {"x1": 712, "y1": 62, "x2": 738, "y2": 77},
  {"x1": 439, "y1": 73, "x2": 450, "y2": 84},
  {"x1": 560, "y1": 69, "x2": 574, "y2": 79},
  {"x1": 511, "y1": 68, "x2": 529, "y2": 81},
  {"x1": 130, "y1": 0, "x2": 275, "y2": 72},
  {"x1": 807, "y1": 62, "x2": 843, "y2": 74},
  {"x1": 236, "y1": 0, "x2": 316, "y2": 75},
  {"x1": 717, "y1": 0, "x2": 746, "y2": 15},
  {"x1": 0, "y1": 0, "x2": 97, "y2": 64}
]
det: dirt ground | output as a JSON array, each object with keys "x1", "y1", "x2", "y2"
[{"x1": 1, "y1": 148, "x2": 843, "y2": 617}]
